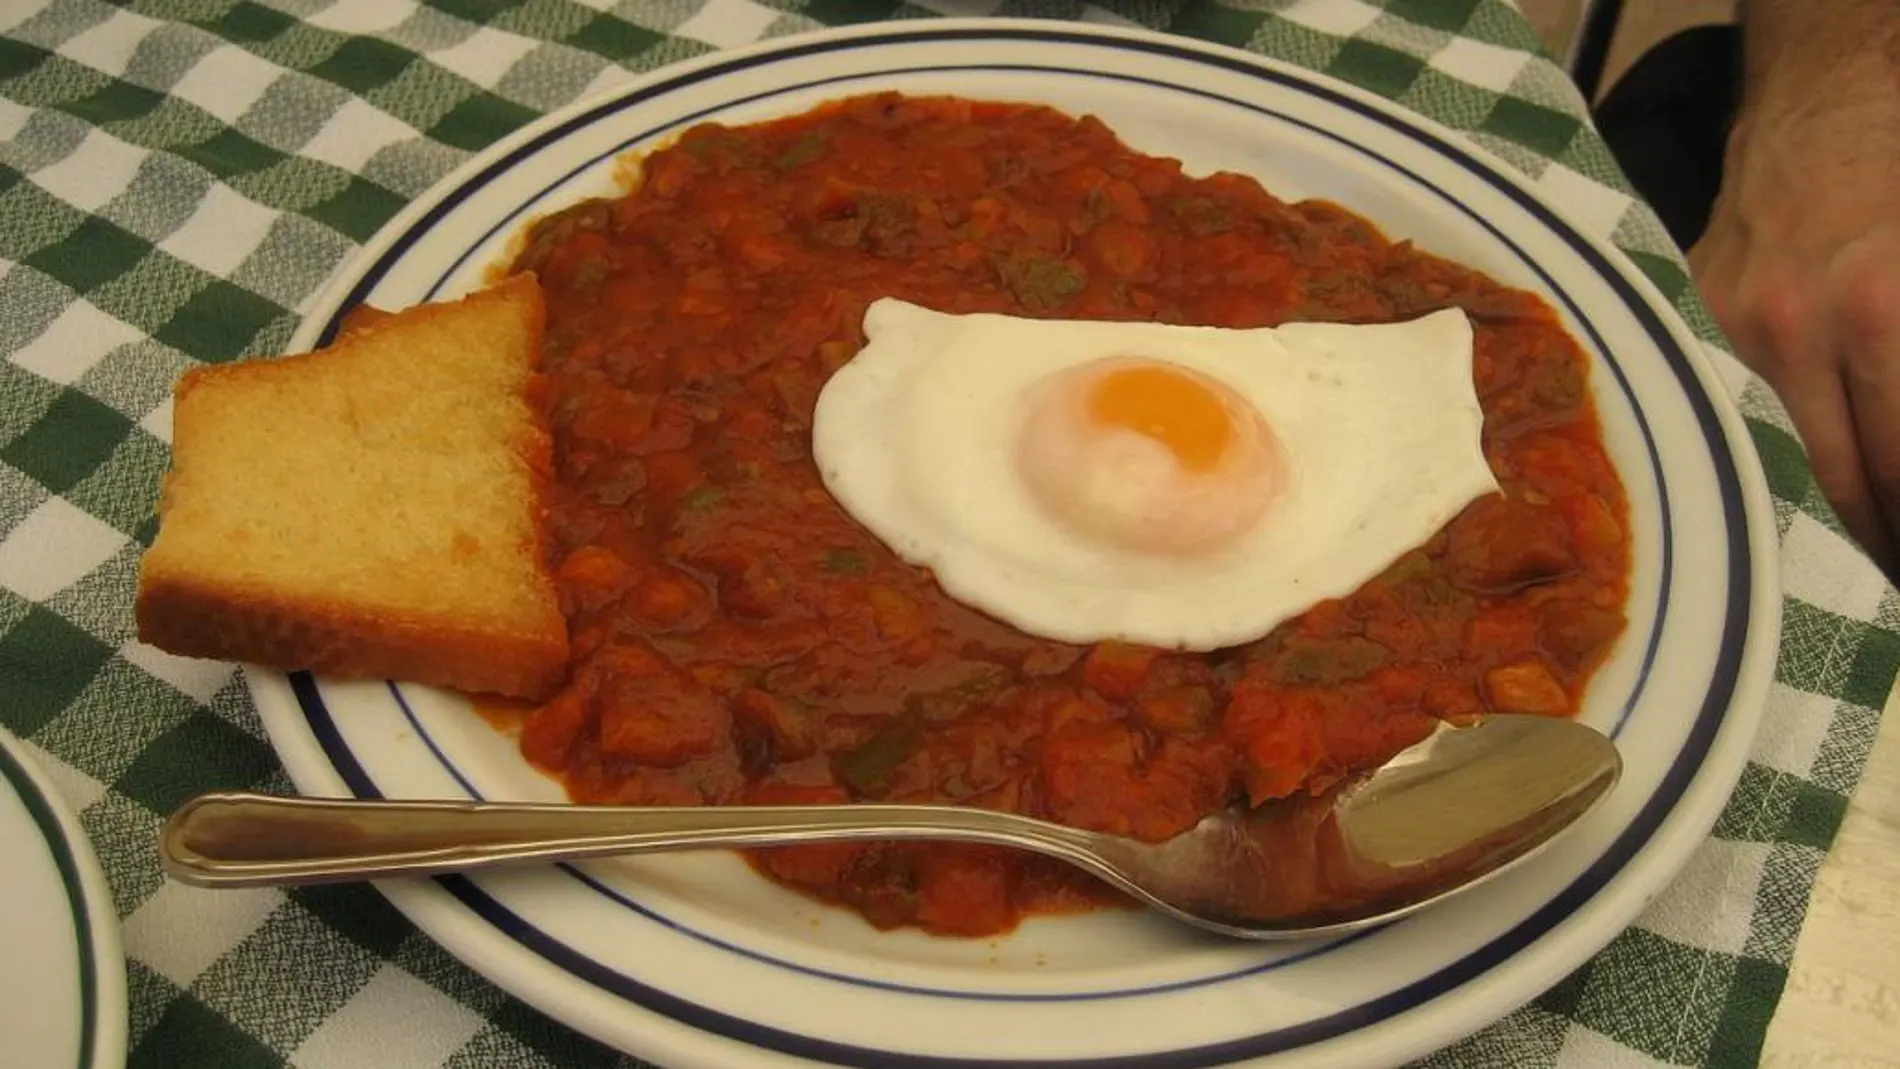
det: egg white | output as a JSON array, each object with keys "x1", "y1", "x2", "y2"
[{"x1": 811, "y1": 298, "x2": 1500, "y2": 650}]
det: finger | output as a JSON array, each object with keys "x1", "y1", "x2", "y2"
[
  {"x1": 1731, "y1": 280, "x2": 1895, "y2": 563},
  {"x1": 1782, "y1": 370, "x2": 1891, "y2": 565},
  {"x1": 1686, "y1": 176, "x2": 1746, "y2": 288},
  {"x1": 1688, "y1": 228, "x2": 1741, "y2": 332},
  {"x1": 1685, "y1": 222, "x2": 1716, "y2": 275},
  {"x1": 1834, "y1": 259, "x2": 1900, "y2": 572},
  {"x1": 1685, "y1": 236, "x2": 1715, "y2": 285},
  {"x1": 1785, "y1": 371, "x2": 1893, "y2": 565},
  {"x1": 1840, "y1": 385, "x2": 1900, "y2": 575}
]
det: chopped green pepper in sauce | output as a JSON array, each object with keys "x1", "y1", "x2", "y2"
[{"x1": 504, "y1": 91, "x2": 1632, "y2": 938}]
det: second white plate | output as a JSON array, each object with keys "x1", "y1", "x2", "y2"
[{"x1": 0, "y1": 726, "x2": 126, "y2": 1069}]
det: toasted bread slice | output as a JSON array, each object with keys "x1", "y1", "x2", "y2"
[{"x1": 135, "y1": 274, "x2": 569, "y2": 700}]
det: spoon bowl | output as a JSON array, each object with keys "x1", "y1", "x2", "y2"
[{"x1": 159, "y1": 713, "x2": 1619, "y2": 940}]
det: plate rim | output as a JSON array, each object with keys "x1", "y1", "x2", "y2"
[
  {"x1": 255, "y1": 17, "x2": 1782, "y2": 1069},
  {"x1": 0, "y1": 726, "x2": 128, "y2": 1069}
]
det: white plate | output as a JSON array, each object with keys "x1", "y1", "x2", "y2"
[
  {"x1": 249, "y1": 20, "x2": 1781, "y2": 1069},
  {"x1": 0, "y1": 726, "x2": 126, "y2": 1069}
]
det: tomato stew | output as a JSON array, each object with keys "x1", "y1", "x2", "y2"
[{"x1": 504, "y1": 93, "x2": 1631, "y2": 937}]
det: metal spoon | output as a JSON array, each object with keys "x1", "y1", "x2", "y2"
[{"x1": 159, "y1": 713, "x2": 1618, "y2": 940}]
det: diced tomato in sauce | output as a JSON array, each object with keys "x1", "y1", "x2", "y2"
[{"x1": 499, "y1": 93, "x2": 1631, "y2": 937}]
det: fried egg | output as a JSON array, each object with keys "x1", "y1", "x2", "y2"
[{"x1": 811, "y1": 298, "x2": 1499, "y2": 650}]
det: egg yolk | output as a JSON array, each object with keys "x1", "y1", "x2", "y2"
[
  {"x1": 1017, "y1": 358, "x2": 1281, "y2": 555},
  {"x1": 1086, "y1": 364, "x2": 1235, "y2": 471}
]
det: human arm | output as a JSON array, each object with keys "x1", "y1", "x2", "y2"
[{"x1": 1688, "y1": 0, "x2": 1900, "y2": 576}]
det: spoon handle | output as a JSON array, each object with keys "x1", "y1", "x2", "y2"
[{"x1": 160, "y1": 792, "x2": 1109, "y2": 889}]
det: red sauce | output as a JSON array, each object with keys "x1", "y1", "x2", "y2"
[{"x1": 503, "y1": 93, "x2": 1631, "y2": 937}]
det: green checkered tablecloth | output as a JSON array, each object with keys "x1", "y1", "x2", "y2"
[{"x1": 1, "y1": 0, "x2": 1893, "y2": 1066}]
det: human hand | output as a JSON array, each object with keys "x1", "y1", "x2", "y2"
[{"x1": 1689, "y1": 95, "x2": 1900, "y2": 578}]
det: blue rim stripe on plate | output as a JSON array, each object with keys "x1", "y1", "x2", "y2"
[
  {"x1": 0, "y1": 739, "x2": 101, "y2": 1069},
  {"x1": 318, "y1": 55, "x2": 1675, "y2": 1000},
  {"x1": 288, "y1": 24, "x2": 1750, "y2": 1068}
]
